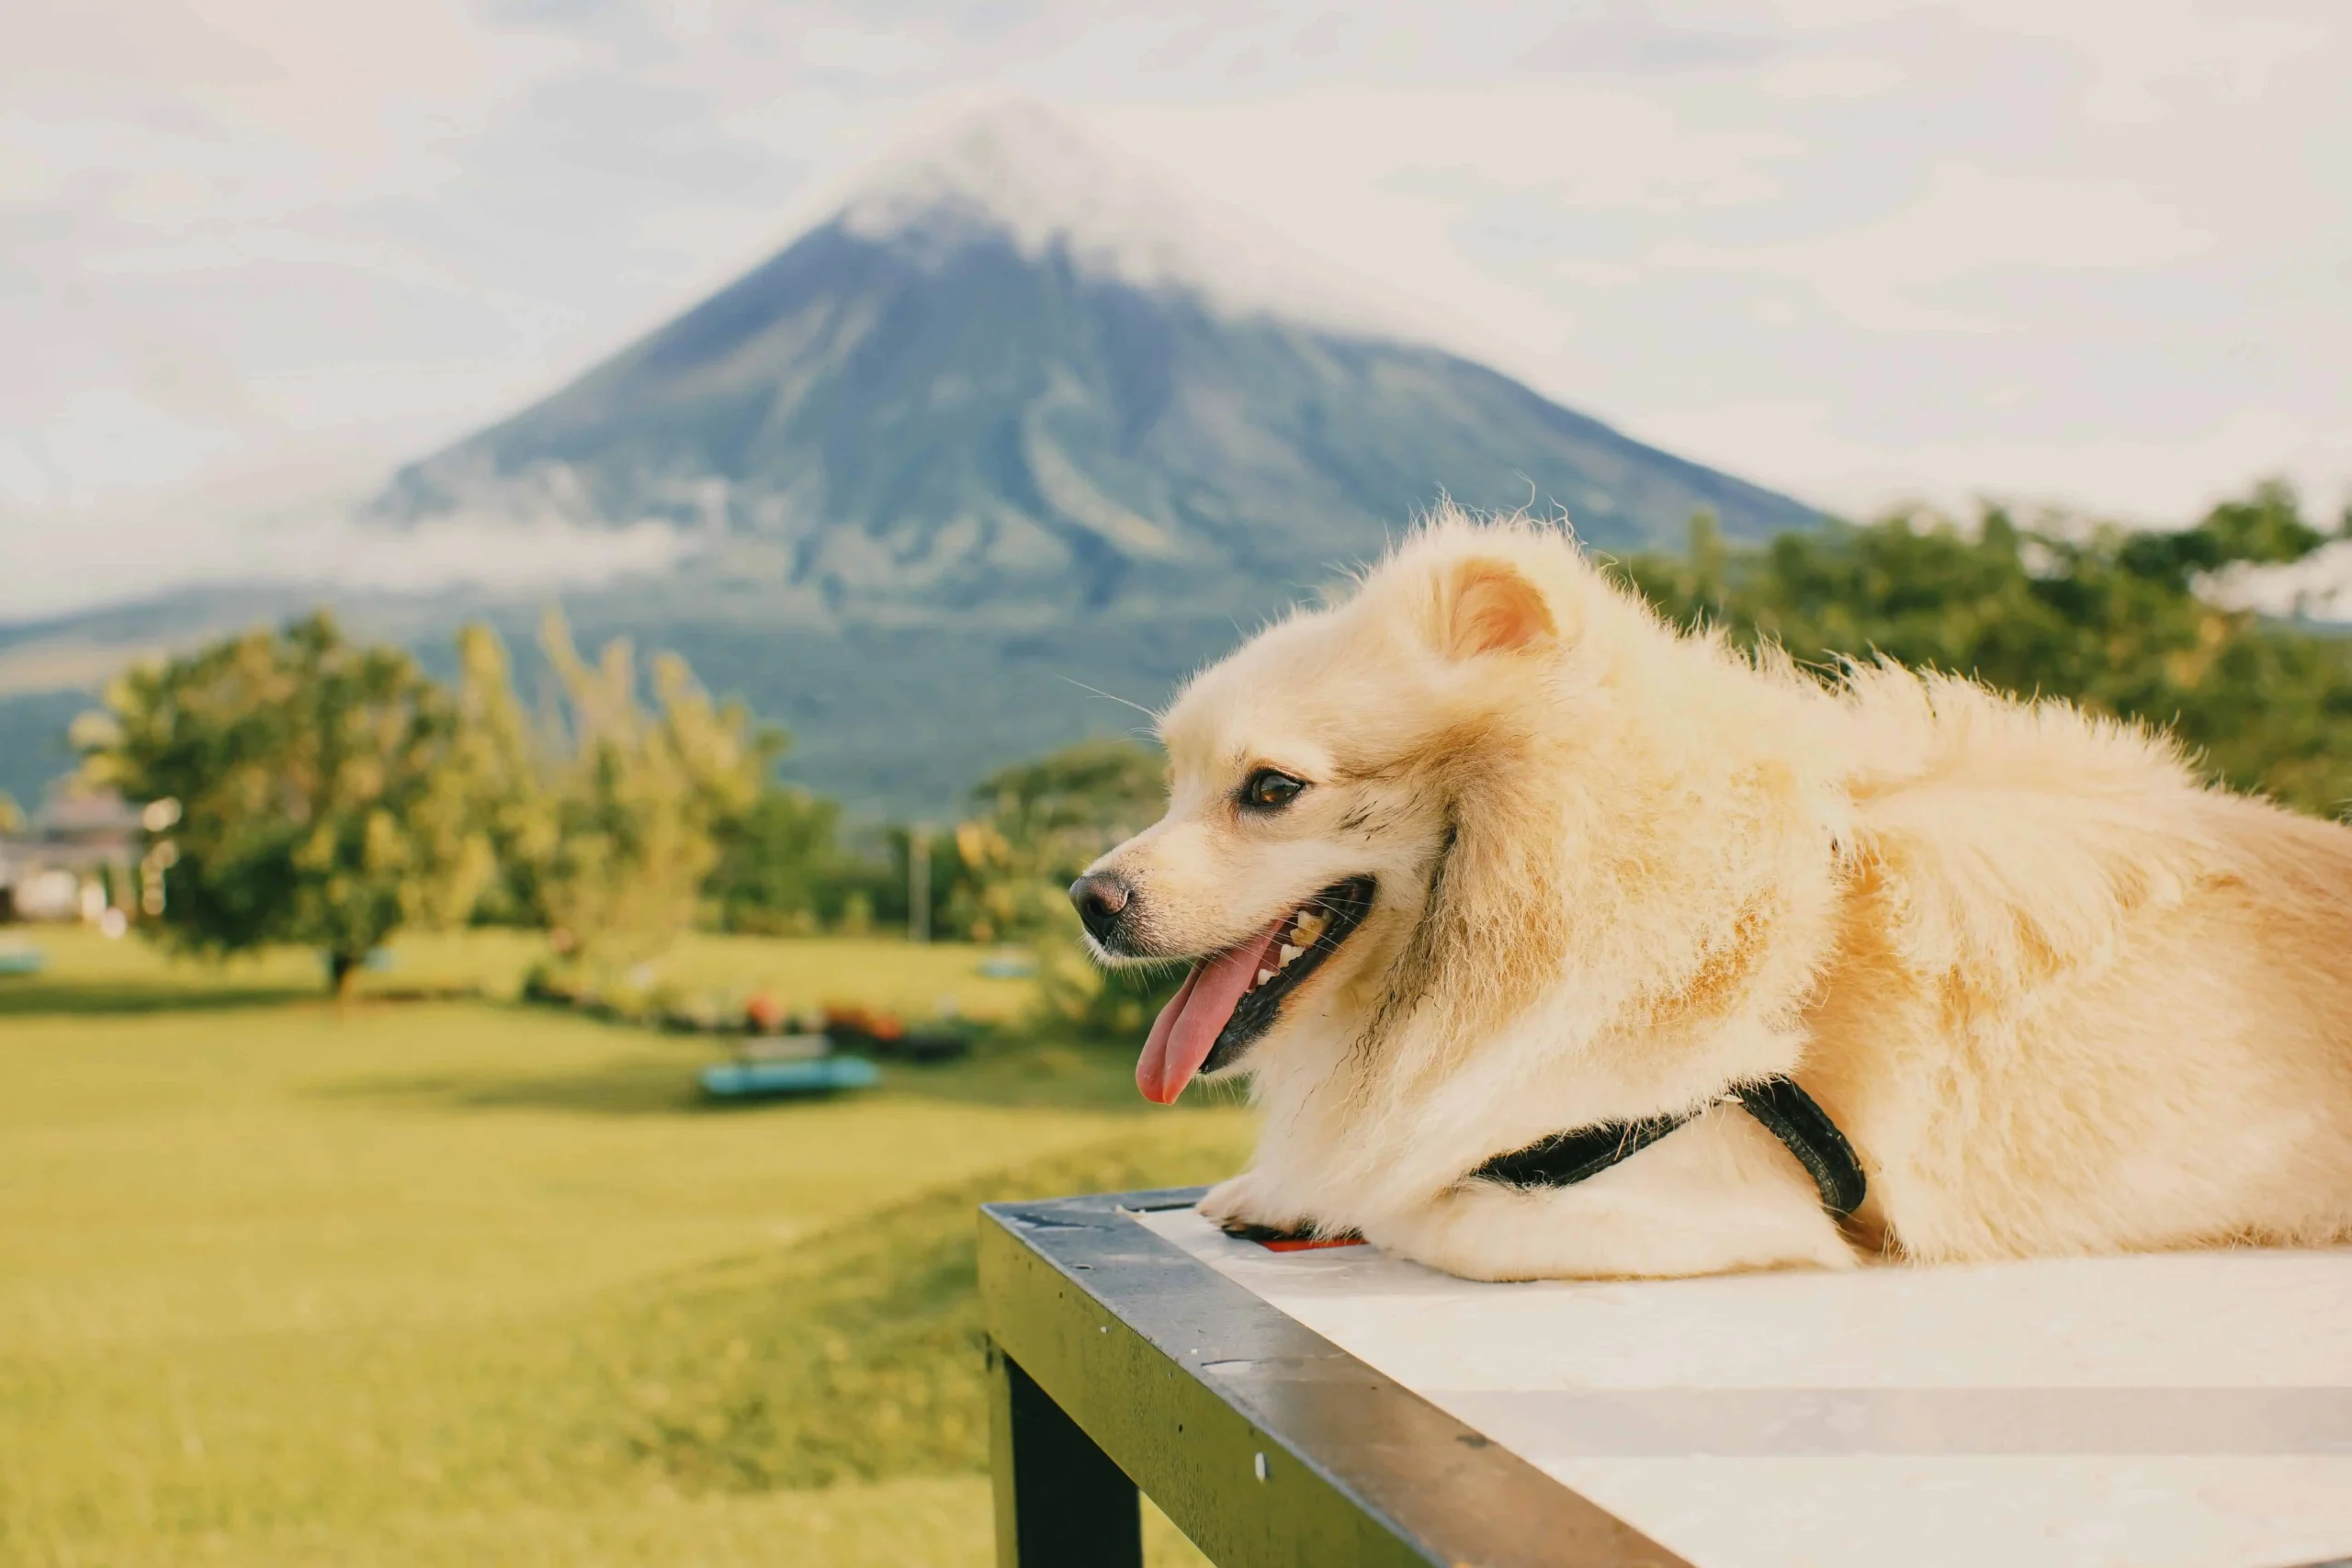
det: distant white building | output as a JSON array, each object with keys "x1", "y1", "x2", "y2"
[{"x1": 0, "y1": 790, "x2": 152, "y2": 924}]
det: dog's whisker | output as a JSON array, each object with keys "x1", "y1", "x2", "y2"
[{"x1": 1057, "y1": 675, "x2": 1162, "y2": 722}]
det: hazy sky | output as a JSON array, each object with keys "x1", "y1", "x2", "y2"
[{"x1": 4, "y1": 0, "x2": 2347, "y2": 619}]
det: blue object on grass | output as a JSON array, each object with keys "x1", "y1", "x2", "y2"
[
  {"x1": 700, "y1": 1055, "x2": 881, "y2": 1100},
  {"x1": 0, "y1": 945, "x2": 46, "y2": 977}
]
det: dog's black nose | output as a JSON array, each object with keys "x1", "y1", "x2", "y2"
[{"x1": 1069, "y1": 872, "x2": 1134, "y2": 942}]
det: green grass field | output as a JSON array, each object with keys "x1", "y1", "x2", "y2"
[{"x1": 0, "y1": 929, "x2": 1246, "y2": 1566}]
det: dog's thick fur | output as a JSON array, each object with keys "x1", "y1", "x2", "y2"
[{"x1": 1086, "y1": 510, "x2": 2352, "y2": 1280}]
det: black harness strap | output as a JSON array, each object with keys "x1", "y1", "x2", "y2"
[
  {"x1": 1730, "y1": 1077, "x2": 1868, "y2": 1218},
  {"x1": 1465, "y1": 1106, "x2": 1702, "y2": 1190},
  {"x1": 1469, "y1": 1074, "x2": 1868, "y2": 1219}
]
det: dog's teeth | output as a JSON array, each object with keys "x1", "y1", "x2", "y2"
[
  {"x1": 1257, "y1": 968, "x2": 1277, "y2": 987},
  {"x1": 1278, "y1": 943, "x2": 1304, "y2": 967},
  {"x1": 1293, "y1": 910, "x2": 1329, "y2": 944}
]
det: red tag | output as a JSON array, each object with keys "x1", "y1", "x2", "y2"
[
  {"x1": 1216, "y1": 1217, "x2": 1367, "y2": 1252},
  {"x1": 1255, "y1": 1233, "x2": 1365, "y2": 1252}
]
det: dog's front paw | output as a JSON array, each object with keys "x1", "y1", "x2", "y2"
[
  {"x1": 1197, "y1": 1172, "x2": 1309, "y2": 1236},
  {"x1": 1369, "y1": 1191, "x2": 1543, "y2": 1281}
]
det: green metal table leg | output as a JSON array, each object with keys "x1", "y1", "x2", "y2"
[{"x1": 989, "y1": 1338, "x2": 1145, "y2": 1568}]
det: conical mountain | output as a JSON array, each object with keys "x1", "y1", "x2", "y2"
[{"x1": 373, "y1": 103, "x2": 1817, "y2": 622}]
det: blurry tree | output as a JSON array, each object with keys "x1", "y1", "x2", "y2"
[
  {"x1": 707, "y1": 785, "x2": 846, "y2": 935},
  {"x1": 74, "y1": 614, "x2": 492, "y2": 996},
  {"x1": 521, "y1": 612, "x2": 775, "y2": 969},
  {"x1": 0, "y1": 791, "x2": 22, "y2": 835},
  {"x1": 949, "y1": 737, "x2": 1176, "y2": 1037},
  {"x1": 448, "y1": 624, "x2": 559, "y2": 928},
  {"x1": 1622, "y1": 479, "x2": 2352, "y2": 817}
]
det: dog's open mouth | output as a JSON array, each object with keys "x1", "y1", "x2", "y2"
[{"x1": 1136, "y1": 876, "x2": 1376, "y2": 1104}]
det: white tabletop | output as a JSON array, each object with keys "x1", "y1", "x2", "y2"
[{"x1": 1137, "y1": 1208, "x2": 2352, "y2": 1568}]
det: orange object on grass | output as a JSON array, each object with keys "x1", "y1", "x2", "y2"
[{"x1": 744, "y1": 991, "x2": 786, "y2": 1033}]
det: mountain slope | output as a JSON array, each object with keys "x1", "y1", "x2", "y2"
[{"x1": 374, "y1": 105, "x2": 1817, "y2": 620}]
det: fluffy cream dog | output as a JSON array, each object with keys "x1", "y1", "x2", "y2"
[{"x1": 1070, "y1": 509, "x2": 2352, "y2": 1280}]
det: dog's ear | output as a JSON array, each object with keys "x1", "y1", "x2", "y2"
[{"x1": 1431, "y1": 556, "x2": 1557, "y2": 660}]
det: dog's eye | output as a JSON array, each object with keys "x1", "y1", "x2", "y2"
[{"x1": 1240, "y1": 769, "x2": 1307, "y2": 812}]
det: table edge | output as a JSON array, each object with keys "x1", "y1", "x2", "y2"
[{"x1": 979, "y1": 1185, "x2": 1691, "y2": 1568}]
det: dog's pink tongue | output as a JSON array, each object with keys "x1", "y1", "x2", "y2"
[{"x1": 1136, "y1": 923, "x2": 1283, "y2": 1104}]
